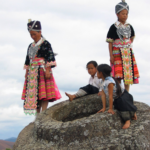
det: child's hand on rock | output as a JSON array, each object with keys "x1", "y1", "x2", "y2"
[
  {"x1": 108, "y1": 109, "x2": 115, "y2": 115},
  {"x1": 97, "y1": 108, "x2": 106, "y2": 113}
]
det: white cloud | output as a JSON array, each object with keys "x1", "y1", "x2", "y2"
[{"x1": 0, "y1": 105, "x2": 25, "y2": 121}]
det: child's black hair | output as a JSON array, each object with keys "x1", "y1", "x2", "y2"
[
  {"x1": 86, "y1": 61, "x2": 98, "y2": 68},
  {"x1": 97, "y1": 64, "x2": 111, "y2": 78},
  {"x1": 112, "y1": 77, "x2": 122, "y2": 97},
  {"x1": 97, "y1": 64, "x2": 122, "y2": 97}
]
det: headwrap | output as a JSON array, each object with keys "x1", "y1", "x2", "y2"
[
  {"x1": 115, "y1": 0, "x2": 129, "y2": 14},
  {"x1": 27, "y1": 19, "x2": 58, "y2": 57},
  {"x1": 27, "y1": 19, "x2": 42, "y2": 32}
]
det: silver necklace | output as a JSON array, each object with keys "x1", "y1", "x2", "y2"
[
  {"x1": 116, "y1": 25, "x2": 131, "y2": 42},
  {"x1": 28, "y1": 45, "x2": 39, "y2": 63}
]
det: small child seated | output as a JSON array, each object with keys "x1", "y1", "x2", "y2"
[
  {"x1": 65, "y1": 61, "x2": 102, "y2": 101},
  {"x1": 97, "y1": 64, "x2": 137, "y2": 129}
]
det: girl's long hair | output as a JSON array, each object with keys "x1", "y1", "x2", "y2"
[
  {"x1": 112, "y1": 77, "x2": 122, "y2": 97},
  {"x1": 97, "y1": 64, "x2": 122, "y2": 97}
]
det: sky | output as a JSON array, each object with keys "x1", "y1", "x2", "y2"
[{"x1": 0, "y1": 0, "x2": 150, "y2": 139}]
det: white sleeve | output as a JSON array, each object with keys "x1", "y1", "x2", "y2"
[
  {"x1": 99, "y1": 79, "x2": 102, "y2": 91},
  {"x1": 105, "y1": 79, "x2": 115, "y2": 88}
]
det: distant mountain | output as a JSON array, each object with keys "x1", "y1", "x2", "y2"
[
  {"x1": 5, "y1": 137, "x2": 17, "y2": 142},
  {"x1": 0, "y1": 140, "x2": 14, "y2": 150}
]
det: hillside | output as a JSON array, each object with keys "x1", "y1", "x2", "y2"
[
  {"x1": 5, "y1": 137, "x2": 17, "y2": 143},
  {"x1": 0, "y1": 140, "x2": 14, "y2": 150}
]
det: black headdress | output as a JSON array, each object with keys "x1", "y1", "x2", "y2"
[{"x1": 27, "y1": 19, "x2": 42, "y2": 32}]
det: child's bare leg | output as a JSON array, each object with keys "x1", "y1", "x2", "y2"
[
  {"x1": 37, "y1": 108, "x2": 41, "y2": 113},
  {"x1": 65, "y1": 92, "x2": 76, "y2": 101},
  {"x1": 132, "y1": 112, "x2": 137, "y2": 120},
  {"x1": 124, "y1": 84, "x2": 130, "y2": 92},
  {"x1": 41, "y1": 101, "x2": 48, "y2": 112},
  {"x1": 37, "y1": 101, "x2": 42, "y2": 113},
  {"x1": 122, "y1": 120, "x2": 131, "y2": 129}
]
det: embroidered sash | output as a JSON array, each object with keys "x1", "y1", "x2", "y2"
[
  {"x1": 24, "y1": 57, "x2": 45, "y2": 115},
  {"x1": 120, "y1": 48, "x2": 133, "y2": 85},
  {"x1": 24, "y1": 66, "x2": 39, "y2": 115}
]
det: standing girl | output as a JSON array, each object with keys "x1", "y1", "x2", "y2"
[
  {"x1": 65, "y1": 61, "x2": 102, "y2": 101},
  {"x1": 106, "y1": 0, "x2": 140, "y2": 92},
  {"x1": 21, "y1": 19, "x2": 61, "y2": 115},
  {"x1": 97, "y1": 64, "x2": 137, "y2": 129}
]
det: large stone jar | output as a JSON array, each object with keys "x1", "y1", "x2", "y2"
[{"x1": 13, "y1": 94, "x2": 150, "y2": 150}]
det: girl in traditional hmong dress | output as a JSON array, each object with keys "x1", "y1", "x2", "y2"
[
  {"x1": 106, "y1": 0, "x2": 140, "y2": 92},
  {"x1": 21, "y1": 19, "x2": 61, "y2": 115},
  {"x1": 97, "y1": 64, "x2": 137, "y2": 129},
  {"x1": 65, "y1": 61, "x2": 102, "y2": 101}
]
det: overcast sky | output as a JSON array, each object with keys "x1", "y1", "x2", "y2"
[{"x1": 0, "y1": 0, "x2": 150, "y2": 139}]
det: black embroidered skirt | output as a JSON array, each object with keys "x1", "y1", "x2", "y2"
[{"x1": 113, "y1": 90, "x2": 137, "y2": 122}]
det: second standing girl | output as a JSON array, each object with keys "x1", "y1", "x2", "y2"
[{"x1": 106, "y1": 0, "x2": 140, "y2": 92}]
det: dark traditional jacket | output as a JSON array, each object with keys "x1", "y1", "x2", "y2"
[{"x1": 25, "y1": 40, "x2": 56, "y2": 68}]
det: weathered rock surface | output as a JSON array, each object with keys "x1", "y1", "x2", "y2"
[{"x1": 13, "y1": 94, "x2": 150, "y2": 150}]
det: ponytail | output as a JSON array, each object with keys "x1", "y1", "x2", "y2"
[{"x1": 112, "y1": 77, "x2": 122, "y2": 97}]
